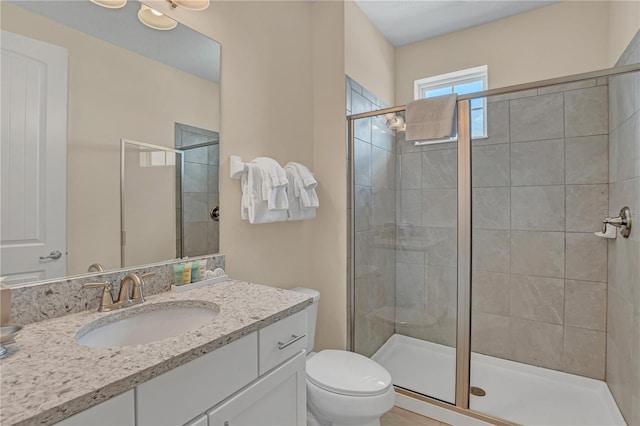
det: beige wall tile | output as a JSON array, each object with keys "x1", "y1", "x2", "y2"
[
  {"x1": 563, "y1": 326, "x2": 606, "y2": 380},
  {"x1": 565, "y1": 86, "x2": 609, "y2": 137},
  {"x1": 354, "y1": 185, "x2": 372, "y2": 232},
  {"x1": 372, "y1": 188, "x2": 395, "y2": 228},
  {"x1": 472, "y1": 312, "x2": 510, "y2": 358},
  {"x1": 565, "y1": 280, "x2": 607, "y2": 331},
  {"x1": 424, "y1": 227, "x2": 457, "y2": 267},
  {"x1": 566, "y1": 135, "x2": 609, "y2": 184},
  {"x1": 473, "y1": 229, "x2": 510, "y2": 273},
  {"x1": 509, "y1": 317, "x2": 564, "y2": 370},
  {"x1": 473, "y1": 187, "x2": 510, "y2": 230},
  {"x1": 354, "y1": 138, "x2": 371, "y2": 186},
  {"x1": 421, "y1": 149, "x2": 457, "y2": 189},
  {"x1": 511, "y1": 231, "x2": 565, "y2": 278},
  {"x1": 396, "y1": 225, "x2": 425, "y2": 264},
  {"x1": 476, "y1": 100, "x2": 509, "y2": 145},
  {"x1": 398, "y1": 189, "x2": 422, "y2": 226},
  {"x1": 422, "y1": 188, "x2": 457, "y2": 227},
  {"x1": 472, "y1": 143, "x2": 510, "y2": 187},
  {"x1": 510, "y1": 93, "x2": 564, "y2": 143},
  {"x1": 511, "y1": 139, "x2": 565, "y2": 186},
  {"x1": 511, "y1": 186, "x2": 565, "y2": 231},
  {"x1": 472, "y1": 270, "x2": 510, "y2": 316},
  {"x1": 400, "y1": 152, "x2": 422, "y2": 189},
  {"x1": 510, "y1": 274, "x2": 564, "y2": 325},
  {"x1": 566, "y1": 184, "x2": 608, "y2": 232},
  {"x1": 566, "y1": 233, "x2": 608, "y2": 282}
]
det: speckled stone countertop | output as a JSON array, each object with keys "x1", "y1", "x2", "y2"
[{"x1": 0, "y1": 280, "x2": 312, "y2": 426}]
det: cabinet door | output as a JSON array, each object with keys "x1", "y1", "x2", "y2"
[
  {"x1": 208, "y1": 351, "x2": 306, "y2": 426},
  {"x1": 55, "y1": 390, "x2": 134, "y2": 426},
  {"x1": 137, "y1": 333, "x2": 258, "y2": 426}
]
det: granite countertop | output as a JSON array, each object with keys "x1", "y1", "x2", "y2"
[{"x1": 0, "y1": 280, "x2": 312, "y2": 426}]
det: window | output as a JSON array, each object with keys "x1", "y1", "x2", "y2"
[{"x1": 414, "y1": 65, "x2": 488, "y2": 139}]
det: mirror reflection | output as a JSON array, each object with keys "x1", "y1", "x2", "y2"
[{"x1": 0, "y1": 0, "x2": 221, "y2": 286}]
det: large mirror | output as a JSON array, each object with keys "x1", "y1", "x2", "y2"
[{"x1": 0, "y1": 0, "x2": 221, "y2": 286}]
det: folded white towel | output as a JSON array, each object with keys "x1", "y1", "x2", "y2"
[
  {"x1": 286, "y1": 162, "x2": 317, "y2": 189},
  {"x1": 285, "y1": 162, "x2": 319, "y2": 208},
  {"x1": 405, "y1": 94, "x2": 457, "y2": 142},
  {"x1": 285, "y1": 168, "x2": 316, "y2": 221},
  {"x1": 252, "y1": 157, "x2": 289, "y2": 210},
  {"x1": 253, "y1": 157, "x2": 288, "y2": 187},
  {"x1": 241, "y1": 164, "x2": 288, "y2": 224}
]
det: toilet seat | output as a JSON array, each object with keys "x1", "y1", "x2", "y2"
[{"x1": 306, "y1": 350, "x2": 392, "y2": 397}]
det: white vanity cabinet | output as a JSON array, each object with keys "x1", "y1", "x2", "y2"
[
  {"x1": 52, "y1": 311, "x2": 307, "y2": 426},
  {"x1": 207, "y1": 351, "x2": 306, "y2": 426},
  {"x1": 55, "y1": 390, "x2": 135, "y2": 426},
  {"x1": 54, "y1": 310, "x2": 308, "y2": 426},
  {"x1": 136, "y1": 333, "x2": 259, "y2": 426}
]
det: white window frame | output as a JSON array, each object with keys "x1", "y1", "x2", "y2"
[{"x1": 414, "y1": 65, "x2": 488, "y2": 141}]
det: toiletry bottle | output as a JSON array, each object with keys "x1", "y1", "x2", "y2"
[
  {"x1": 198, "y1": 259, "x2": 207, "y2": 281},
  {"x1": 183, "y1": 262, "x2": 192, "y2": 284},
  {"x1": 191, "y1": 261, "x2": 199, "y2": 283},
  {"x1": 173, "y1": 264, "x2": 185, "y2": 286}
]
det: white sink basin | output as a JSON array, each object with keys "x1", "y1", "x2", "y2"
[{"x1": 76, "y1": 301, "x2": 219, "y2": 348}]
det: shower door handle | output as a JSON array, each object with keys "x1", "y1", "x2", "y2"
[{"x1": 210, "y1": 206, "x2": 220, "y2": 222}]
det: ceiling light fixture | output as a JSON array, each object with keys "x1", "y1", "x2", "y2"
[
  {"x1": 168, "y1": 0, "x2": 210, "y2": 11},
  {"x1": 138, "y1": 4, "x2": 177, "y2": 31},
  {"x1": 89, "y1": 0, "x2": 127, "y2": 9}
]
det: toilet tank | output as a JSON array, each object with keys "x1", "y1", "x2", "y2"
[{"x1": 290, "y1": 287, "x2": 320, "y2": 353}]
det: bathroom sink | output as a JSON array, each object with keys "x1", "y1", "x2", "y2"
[{"x1": 76, "y1": 301, "x2": 219, "y2": 348}]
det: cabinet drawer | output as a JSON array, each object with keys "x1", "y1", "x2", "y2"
[
  {"x1": 259, "y1": 310, "x2": 306, "y2": 374},
  {"x1": 55, "y1": 390, "x2": 134, "y2": 426},
  {"x1": 137, "y1": 333, "x2": 258, "y2": 426}
]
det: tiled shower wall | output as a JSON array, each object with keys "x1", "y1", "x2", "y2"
[
  {"x1": 349, "y1": 76, "x2": 397, "y2": 357},
  {"x1": 469, "y1": 82, "x2": 610, "y2": 379},
  {"x1": 395, "y1": 132, "x2": 458, "y2": 347},
  {"x1": 175, "y1": 123, "x2": 220, "y2": 257},
  {"x1": 607, "y1": 31, "x2": 640, "y2": 425},
  {"x1": 393, "y1": 80, "x2": 611, "y2": 379}
]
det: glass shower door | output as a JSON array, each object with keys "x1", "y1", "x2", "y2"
[{"x1": 350, "y1": 106, "x2": 461, "y2": 405}]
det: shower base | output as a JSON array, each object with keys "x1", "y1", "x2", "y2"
[{"x1": 372, "y1": 334, "x2": 626, "y2": 426}]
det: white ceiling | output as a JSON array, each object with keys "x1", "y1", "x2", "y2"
[
  {"x1": 355, "y1": 0, "x2": 559, "y2": 47},
  {"x1": 10, "y1": 0, "x2": 220, "y2": 84}
]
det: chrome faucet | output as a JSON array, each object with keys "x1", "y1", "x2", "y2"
[{"x1": 84, "y1": 272, "x2": 156, "y2": 312}]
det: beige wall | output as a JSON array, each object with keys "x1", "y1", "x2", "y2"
[
  {"x1": 395, "y1": 1, "x2": 611, "y2": 105},
  {"x1": 312, "y1": 0, "x2": 348, "y2": 351},
  {"x1": 146, "y1": 0, "x2": 348, "y2": 350},
  {"x1": 1, "y1": 3, "x2": 219, "y2": 276},
  {"x1": 609, "y1": 0, "x2": 640, "y2": 65},
  {"x1": 345, "y1": 1, "x2": 395, "y2": 106}
]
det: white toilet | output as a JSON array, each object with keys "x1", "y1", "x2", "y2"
[{"x1": 292, "y1": 287, "x2": 395, "y2": 426}]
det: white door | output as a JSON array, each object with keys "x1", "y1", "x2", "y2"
[{"x1": 1, "y1": 30, "x2": 68, "y2": 286}]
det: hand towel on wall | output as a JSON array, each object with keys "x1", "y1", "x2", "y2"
[
  {"x1": 241, "y1": 163, "x2": 288, "y2": 224},
  {"x1": 284, "y1": 162, "x2": 318, "y2": 221},
  {"x1": 286, "y1": 162, "x2": 319, "y2": 208},
  {"x1": 405, "y1": 94, "x2": 457, "y2": 142},
  {"x1": 252, "y1": 157, "x2": 289, "y2": 210}
]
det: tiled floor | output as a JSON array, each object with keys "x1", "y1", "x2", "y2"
[{"x1": 381, "y1": 407, "x2": 451, "y2": 426}]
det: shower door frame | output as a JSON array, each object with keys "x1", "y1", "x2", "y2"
[{"x1": 346, "y1": 62, "x2": 640, "y2": 426}]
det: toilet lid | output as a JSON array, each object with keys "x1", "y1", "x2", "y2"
[{"x1": 306, "y1": 350, "x2": 392, "y2": 397}]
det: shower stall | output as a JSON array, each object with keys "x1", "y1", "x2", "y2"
[{"x1": 347, "y1": 61, "x2": 640, "y2": 425}]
